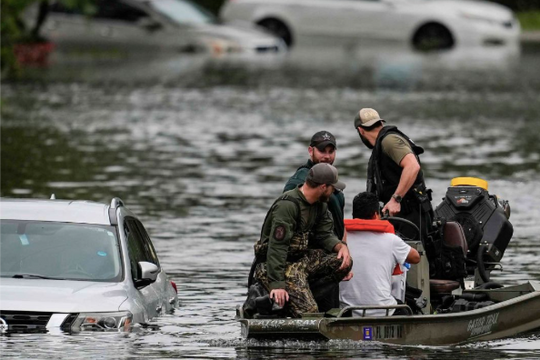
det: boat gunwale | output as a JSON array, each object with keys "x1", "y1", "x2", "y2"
[{"x1": 240, "y1": 281, "x2": 540, "y2": 325}]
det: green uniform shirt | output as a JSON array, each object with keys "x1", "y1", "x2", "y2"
[
  {"x1": 283, "y1": 160, "x2": 346, "y2": 240},
  {"x1": 381, "y1": 134, "x2": 413, "y2": 166},
  {"x1": 259, "y1": 186, "x2": 342, "y2": 290}
]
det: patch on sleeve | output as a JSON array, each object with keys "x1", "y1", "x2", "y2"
[{"x1": 274, "y1": 225, "x2": 286, "y2": 241}]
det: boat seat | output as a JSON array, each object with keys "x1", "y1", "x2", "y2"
[
  {"x1": 430, "y1": 221, "x2": 468, "y2": 295},
  {"x1": 430, "y1": 279, "x2": 461, "y2": 294},
  {"x1": 443, "y1": 221, "x2": 468, "y2": 255}
]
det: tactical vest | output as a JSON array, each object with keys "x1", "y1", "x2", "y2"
[
  {"x1": 254, "y1": 194, "x2": 324, "y2": 261},
  {"x1": 367, "y1": 126, "x2": 427, "y2": 212}
]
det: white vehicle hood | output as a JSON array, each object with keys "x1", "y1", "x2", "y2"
[{"x1": 0, "y1": 278, "x2": 128, "y2": 313}]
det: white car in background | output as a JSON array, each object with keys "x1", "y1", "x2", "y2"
[
  {"x1": 0, "y1": 197, "x2": 177, "y2": 334},
  {"x1": 220, "y1": 0, "x2": 520, "y2": 50},
  {"x1": 24, "y1": 0, "x2": 285, "y2": 59}
]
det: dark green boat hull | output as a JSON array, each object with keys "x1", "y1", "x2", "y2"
[{"x1": 238, "y1": 281, "x2": 540, "y2": 345}]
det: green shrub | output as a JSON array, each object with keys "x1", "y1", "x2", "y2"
[
  {"x1": 517, "y1": 11, "x2": 540, "y2": 30},
  {"x1": 489, "y1": 0, "x2": 540, "y2": 11}
]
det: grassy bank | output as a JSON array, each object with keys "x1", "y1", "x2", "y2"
[{"x1": 517, "y1": 11, "x2": 540, "y2": 30}]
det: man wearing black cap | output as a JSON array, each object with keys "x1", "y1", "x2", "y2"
[
  {"x1": 251, "y1": 163, "x2": 352, "y2": 318},
  {"x1": 353, "y1": 108, "x2": 434, "y2": 242},
  {"x1": 284, "y1": 131, "x2": 345, "y2": 242},
  {"x1": 283, "y1": 131, "x2": 347, "y2": 311}
]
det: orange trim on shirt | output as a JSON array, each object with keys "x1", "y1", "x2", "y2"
[
  {"x1": 344, "y1": 219, "x2": 395, "y2": 234},
  {"x1": 344, "y1": 219, "x2": 402, "y2": 275}
]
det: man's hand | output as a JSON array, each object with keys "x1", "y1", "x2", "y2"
[
  {"x1": 342, "y1": 271, "x2": 354, "y2": 281},
  {"x1": 382, "y1": 198, "x2": 401, "y2": 216},
  {"x1": 270, "y1": 289, "x2": 289, "y2": 307},
  {"x1": 335, "y1": 243, "x2": 351, "y2": 270}
]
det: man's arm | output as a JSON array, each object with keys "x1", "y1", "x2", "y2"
[
  {"x1": 405, "y1": 247, "x2": 420, "y2": 264},
  {"x1": 266, "y1": 202, "x2": 297, "y2": 290},
  {"x1": 332, "y1": 242, "x2": 351, "y2": 271},
  {"x1": 313, "y1": 208, "x2": 351, "y2": 270},
  {"x1": 393, "y1": 235, "x2": 420, "y2": 265},
  {"x1": 383, "y1": 153, "x2": 420, "y2": 216}
]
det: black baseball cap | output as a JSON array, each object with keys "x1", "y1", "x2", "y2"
[
  {"x1": 307, "y1": 163, "x2": 346, "y2": 191},
  {"x1": 310, "y1": 131, "x2": 337, "y2": 151}
]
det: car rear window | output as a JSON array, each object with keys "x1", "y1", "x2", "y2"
[{"x1": 0, "y1": 221, "x2": 122, "y2": 282}]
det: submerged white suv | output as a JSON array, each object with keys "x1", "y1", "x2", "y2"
[{"x1": 0, "y1": 197, "x2": 177, "y2": 334}]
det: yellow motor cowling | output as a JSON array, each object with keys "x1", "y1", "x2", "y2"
[{"x1": 450, "y1": 177, "x2": 488, "y2": 190}]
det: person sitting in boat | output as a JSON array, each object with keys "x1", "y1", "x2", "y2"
[
  {"x1": 251, "y1": 163, "x2": 352, "y2": 318},
  {"x1": 283, "y1": 130, "x2": 347, "y2": 312},
  {"x1": 339, "y1": 192, "x2": 420, "y2": 316}
]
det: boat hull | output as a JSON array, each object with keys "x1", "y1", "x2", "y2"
[{"x1": 239, "y1": 281, "x2": 540, "y2": 345}]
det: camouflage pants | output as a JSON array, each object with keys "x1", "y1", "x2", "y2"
[{"x1": 254, "y1": 249, "x2": 351, "y2": 318}]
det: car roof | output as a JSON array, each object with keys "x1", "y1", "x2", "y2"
[{"x1": 0, "y1": 198, "x2": 112, "y2": 225}]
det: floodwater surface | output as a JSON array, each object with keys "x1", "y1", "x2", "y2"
[{"x1": 2, "y1": 41, "x2": 540, "y2": 359}]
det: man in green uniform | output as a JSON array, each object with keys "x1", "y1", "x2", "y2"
[
  {"x1": 353, "y1": 108, "x2": 434, "y2": 242},
  {"x1": 283, "y1": 131, "x2": 347, "y2": 311},
  {"x1": 283, "y1": 131, "x2": 346, "y2": 242},
  {"x1": 253, "y1": 163, "x2": 352, "y2": 318}
]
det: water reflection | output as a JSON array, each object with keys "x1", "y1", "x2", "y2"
[{"x1": 2, "y1": 41, "x2": 540, "y2": 358}]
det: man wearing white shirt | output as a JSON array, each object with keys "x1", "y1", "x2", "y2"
[{"x1": 339, "y1": 192, "x2": 420, "y2": 316}]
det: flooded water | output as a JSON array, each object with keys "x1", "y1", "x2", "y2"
[{"x1": 2, "y1": 41, "x2": 540, "y2": 359}]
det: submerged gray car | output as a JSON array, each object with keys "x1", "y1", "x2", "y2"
[{"x1": 0, "y1": 197, "x2": 177, "y2": 334}]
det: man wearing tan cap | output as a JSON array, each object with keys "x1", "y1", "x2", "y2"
[
  {"x1": 353, "y1": 108, "x2": 434, "y2": 242},
  {"x1": 246, "y1": 163, "x2": 352, "y2": 318}
]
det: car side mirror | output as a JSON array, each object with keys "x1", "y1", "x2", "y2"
[
  {"x1": 135, "y1": 261, "x2": 159, "y2": 288},
  {"x1": 137, "y1": 17, "x2": 162, "y2": 32}
]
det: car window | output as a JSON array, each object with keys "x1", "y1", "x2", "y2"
[
  {"x1": 0, "y1": 220, "x2": 122, "y2": 282},
  {"x1": 50, "y1": 0, "x2": 149, "y2": 23},
  {"x1": 133, "y1": 220, "x2": 160, "y2": 266},
  {"x1": 49, "y1": 1, "x2": 88, "y2": 15},
  {"x1": 124, "y1": 217, "x2": 160, "y2": 280},
  {"x1": 148, "y1": 0, "x2": 216, "y2": 25},
  {"x1": 94, "y1": 0, "x2": 149, "y2": 23}
]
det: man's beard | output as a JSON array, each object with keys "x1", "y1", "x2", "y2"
[
  {"x1": 320, "y1": 192, "x2": 331, "y2": 203},
  {"x1": 312, "y1": 156, "x2": 333, "y2": 165},
  {"x1": 358, "y1": 130, "x2": 374, "y2": 149}
]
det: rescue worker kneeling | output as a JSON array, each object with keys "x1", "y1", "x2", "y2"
[
  {"x1": 339, "y1": 192, "x2": 420, "y2": 317},
  {"x1": 247, "y1": 163, "x2": 352, "y2": 318}
]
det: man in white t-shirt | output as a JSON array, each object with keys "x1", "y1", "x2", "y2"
[{"x1": 339, "y1": 192, "x2": 420, "y2": 316}]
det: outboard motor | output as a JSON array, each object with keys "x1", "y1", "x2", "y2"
[{"x1": 435, "y1": 177, "x2": 513, "y2": 284}]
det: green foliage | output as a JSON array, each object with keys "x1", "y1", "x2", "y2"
[
  {"x1": 517, "y1": 11, "x2": 540, "y2": 30},
  {"x1": 58, "y1": 0, "x2": 96, "y2": 13},
  {"x1": 0, "y1": 0, "x2": 31, "y2": 74},
  {"x1": 1, "y1": 0, "x2": 94, "y2": 78},
  {"x1": 488, "y1": 0, "x2": 540, "y2": 11}
]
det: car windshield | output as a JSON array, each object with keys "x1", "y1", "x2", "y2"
[
  {"x1": 0, "y1": 220, "x2": 122, "y2": 282},
  {"x1": 148, "y1": 0, "x2": 217, "y2": 25}
]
